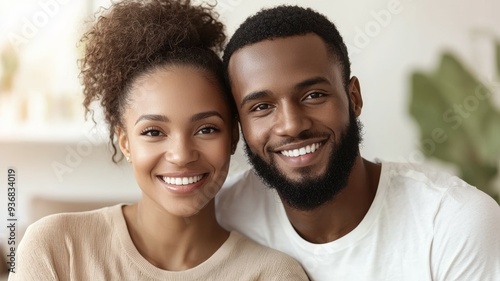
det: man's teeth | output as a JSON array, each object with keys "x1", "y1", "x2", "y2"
[
  {"x1": 281, "y1": 143, "x2": 321, "y2": 157},
  {"x1": 163, "y1": 175, "x2": 203, "y2": 185}
]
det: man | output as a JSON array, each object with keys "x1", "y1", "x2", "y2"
[{"x1": 216, "y1": 5, "x2": 500, "y2": 281}]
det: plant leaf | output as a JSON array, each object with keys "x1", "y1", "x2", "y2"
[
  {"x1": 409, "y1": 52, "x2": 500, "y2": 199},
  {"x1": 434, "y1": 53, "x2": 500, "y2": 165},
  {"x1": 496, "y1": 40, "x2": 500, "y2": 78}
]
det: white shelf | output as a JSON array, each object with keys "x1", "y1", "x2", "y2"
[{"x1": 0, "y1": 121, "x2": 109, "y2": 143}]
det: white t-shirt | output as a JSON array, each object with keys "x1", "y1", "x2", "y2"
[{"x1": 216, "y1": 162, "x2": 500, "y2": 281}]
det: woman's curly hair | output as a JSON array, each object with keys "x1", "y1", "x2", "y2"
[{"x1": 80, "y1": 0, "x2": 233, "y2": 162}]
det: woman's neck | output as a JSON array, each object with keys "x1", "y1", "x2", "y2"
[{"x1": 123, "y1": 198, "x2": 229, "y2": 271}]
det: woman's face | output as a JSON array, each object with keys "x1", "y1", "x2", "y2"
[{"x1": 118, "y1": 66, "x2": 236, "y2": 217}]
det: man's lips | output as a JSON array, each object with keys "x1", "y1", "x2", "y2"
[
  {"x1": 279, "y1": 142, "x2": 322, "y2": 157},
  {"x1": 272, "y1": 137, "x2": 328, "y2": 157},
  {"x1": 267, "y1": 138, "x2": 329, "y2": 169}
]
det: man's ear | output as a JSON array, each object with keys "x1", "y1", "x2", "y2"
[
  {"x1": 348, "y1": 76, "x2": 363, "y2": 117},
  {"x1": 231, "y1": 120, "x2": 240, "y2": 155},
  {"x1": 117, "y1": 127, "x2": 131, "y2": 162}
]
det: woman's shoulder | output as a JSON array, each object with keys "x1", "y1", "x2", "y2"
[
  {"x1": 11, "y1": 205, "x2": 128, "y2": 280},
  {"x1": 228, "y1": 231, "x2": 309, "y2": 280},
  {"x1": 23, "y1": 204, "x2": 124, "y2": 242},
  {"x1": 229, "y1": 231, "x2": 296, "y2": 263}
]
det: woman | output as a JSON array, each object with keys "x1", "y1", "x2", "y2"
[{"x1": 9, "y1": 0, "x2": 308, "y2": 280}]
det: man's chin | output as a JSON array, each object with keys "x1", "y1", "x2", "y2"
[
  {"x1": 243, "y1": 111, "x2": 363, "y2": 211},
  {"x1": 276, "y1": 169, "x2": 325, "y2": 184}
]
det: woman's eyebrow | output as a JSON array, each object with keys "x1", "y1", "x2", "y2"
[
  {"x1": 191, "y1": 111, "x2": 223, "y2": 122},
  {"x1": 134, "y1": 111, "x2": 223, "y2": 125},
  {"x1": 135, "y1": 114, "x2": 169, "y2": 125}
]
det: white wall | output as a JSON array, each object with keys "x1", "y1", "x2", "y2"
[{"x1": 1, "y1": 0, "x2": 499, "y2": 228}]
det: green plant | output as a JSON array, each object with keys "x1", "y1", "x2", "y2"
[{"x1": 409, "y1": 41, "x2": 500, "y2": 203}]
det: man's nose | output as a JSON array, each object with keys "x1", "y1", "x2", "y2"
[{"x1": 273, "y1": 103, "x2": 312, "y2": 137}]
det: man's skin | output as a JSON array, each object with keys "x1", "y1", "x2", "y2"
[{"x1": 227, "y1": 33, "x2": 382, "y2": 243}]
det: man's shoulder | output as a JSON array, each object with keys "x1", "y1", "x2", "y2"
[
  {"x1": 216, "y1": 169, "x2": 283, "y2": 244},
  {"x1": 218, "y1": 169, "x2": 279, "y2": 209},
  {"x1": 381, "y1": 161, "x2": 481, "y2": 197},
  {"x1": 382, "y1": 161, "x2": 500, "y2": 240},
  {"x1": 378, "y1": 161, "x2": 500, "y2": 228}
]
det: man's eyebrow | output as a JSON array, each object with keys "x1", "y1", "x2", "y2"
[
  {"x1": 190, "y1": 111, "x2": 223, "y2": 122},
  {"x1": 135, "y1": 114, "x2": 169, "y2": 125},
  {"x1": 294, "y1": 76, "x2": 330, "y2": 91},
  {"x1": 240, "y1": 91, "x2": 270, "y2": 109},
  {"x1": 239, "y1": 77, "x2": 330, "y2": 109}
]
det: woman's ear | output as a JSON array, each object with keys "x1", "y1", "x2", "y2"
[
  {"x1": 348, "y1": 76, "x2": 363, "y2": 117},
  {"x1": 231, "y1": 120, "x2": 240, "y2": 155},
  {"x1": 117, "y1": 127, "x2": 131, "y2": 162}
]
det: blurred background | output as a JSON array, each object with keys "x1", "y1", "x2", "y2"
[{"x1": 0, "y1": 0, "x2": 499, "y2": 238}]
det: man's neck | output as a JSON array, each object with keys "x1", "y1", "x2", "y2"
[{"x1": 282, "y1": 157, "x2": 381, "y2": 243}]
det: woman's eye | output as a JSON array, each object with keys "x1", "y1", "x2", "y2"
[
  {"x1": 141, "y1": 129, "x2": 162, "y2": 137},
  {"x1": 197, "y1": 127, "x2": 218, "y2": 135}
]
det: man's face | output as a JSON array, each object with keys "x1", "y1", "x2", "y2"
[{"x1": 228, "y1": 33, "x2": 363, "y2": 210}]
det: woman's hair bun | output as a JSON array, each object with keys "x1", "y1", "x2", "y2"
[{"x1": 80, "y1": 0, "x2": 227, "y2": 162}]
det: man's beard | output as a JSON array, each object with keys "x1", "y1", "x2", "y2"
[{"x1": 244, "y1": 107, "x2": 363, "y2": 211}]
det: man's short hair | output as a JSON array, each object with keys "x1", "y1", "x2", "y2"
[{"x1": 223, "y1": 5, "x2": 351, "y2": 87}]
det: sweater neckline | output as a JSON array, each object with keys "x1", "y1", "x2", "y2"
[{"x1": 111, "y1": 204, "x2": 239, "y2": 279}]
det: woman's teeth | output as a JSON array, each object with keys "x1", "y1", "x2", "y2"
[
  {"x1": 281, "y1": 143, "x2": 321, "y2": 157},
  {"x1": 162, "y1": 175, "x2": 203, "y2": 185}
]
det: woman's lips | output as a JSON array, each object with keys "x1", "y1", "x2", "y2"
[{"x1": 157, "y1": 173, "x2": 208, "y2": 194}]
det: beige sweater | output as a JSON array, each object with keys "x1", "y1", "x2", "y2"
[{"x1": 9, "y1": 204, "x2": 308, "y2": 281}]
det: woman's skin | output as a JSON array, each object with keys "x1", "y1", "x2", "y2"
[{"x1": 117, "y1": 65, "x2": 238, "y2": 271}]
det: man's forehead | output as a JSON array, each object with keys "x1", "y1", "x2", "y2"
[
  {"x1": 228, "y1": 33, "x2": 329, "y2": 67},
  {"x1": 227, "y1": 34, "x2": 338, "y2": 93}
]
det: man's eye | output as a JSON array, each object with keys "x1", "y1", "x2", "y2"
[
  {"x1": 253, "y1": 103, "x2": 271, "y2": 111},
  {"x1": 306, "y1": 92, "x2": 324, "y2": 99}
]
